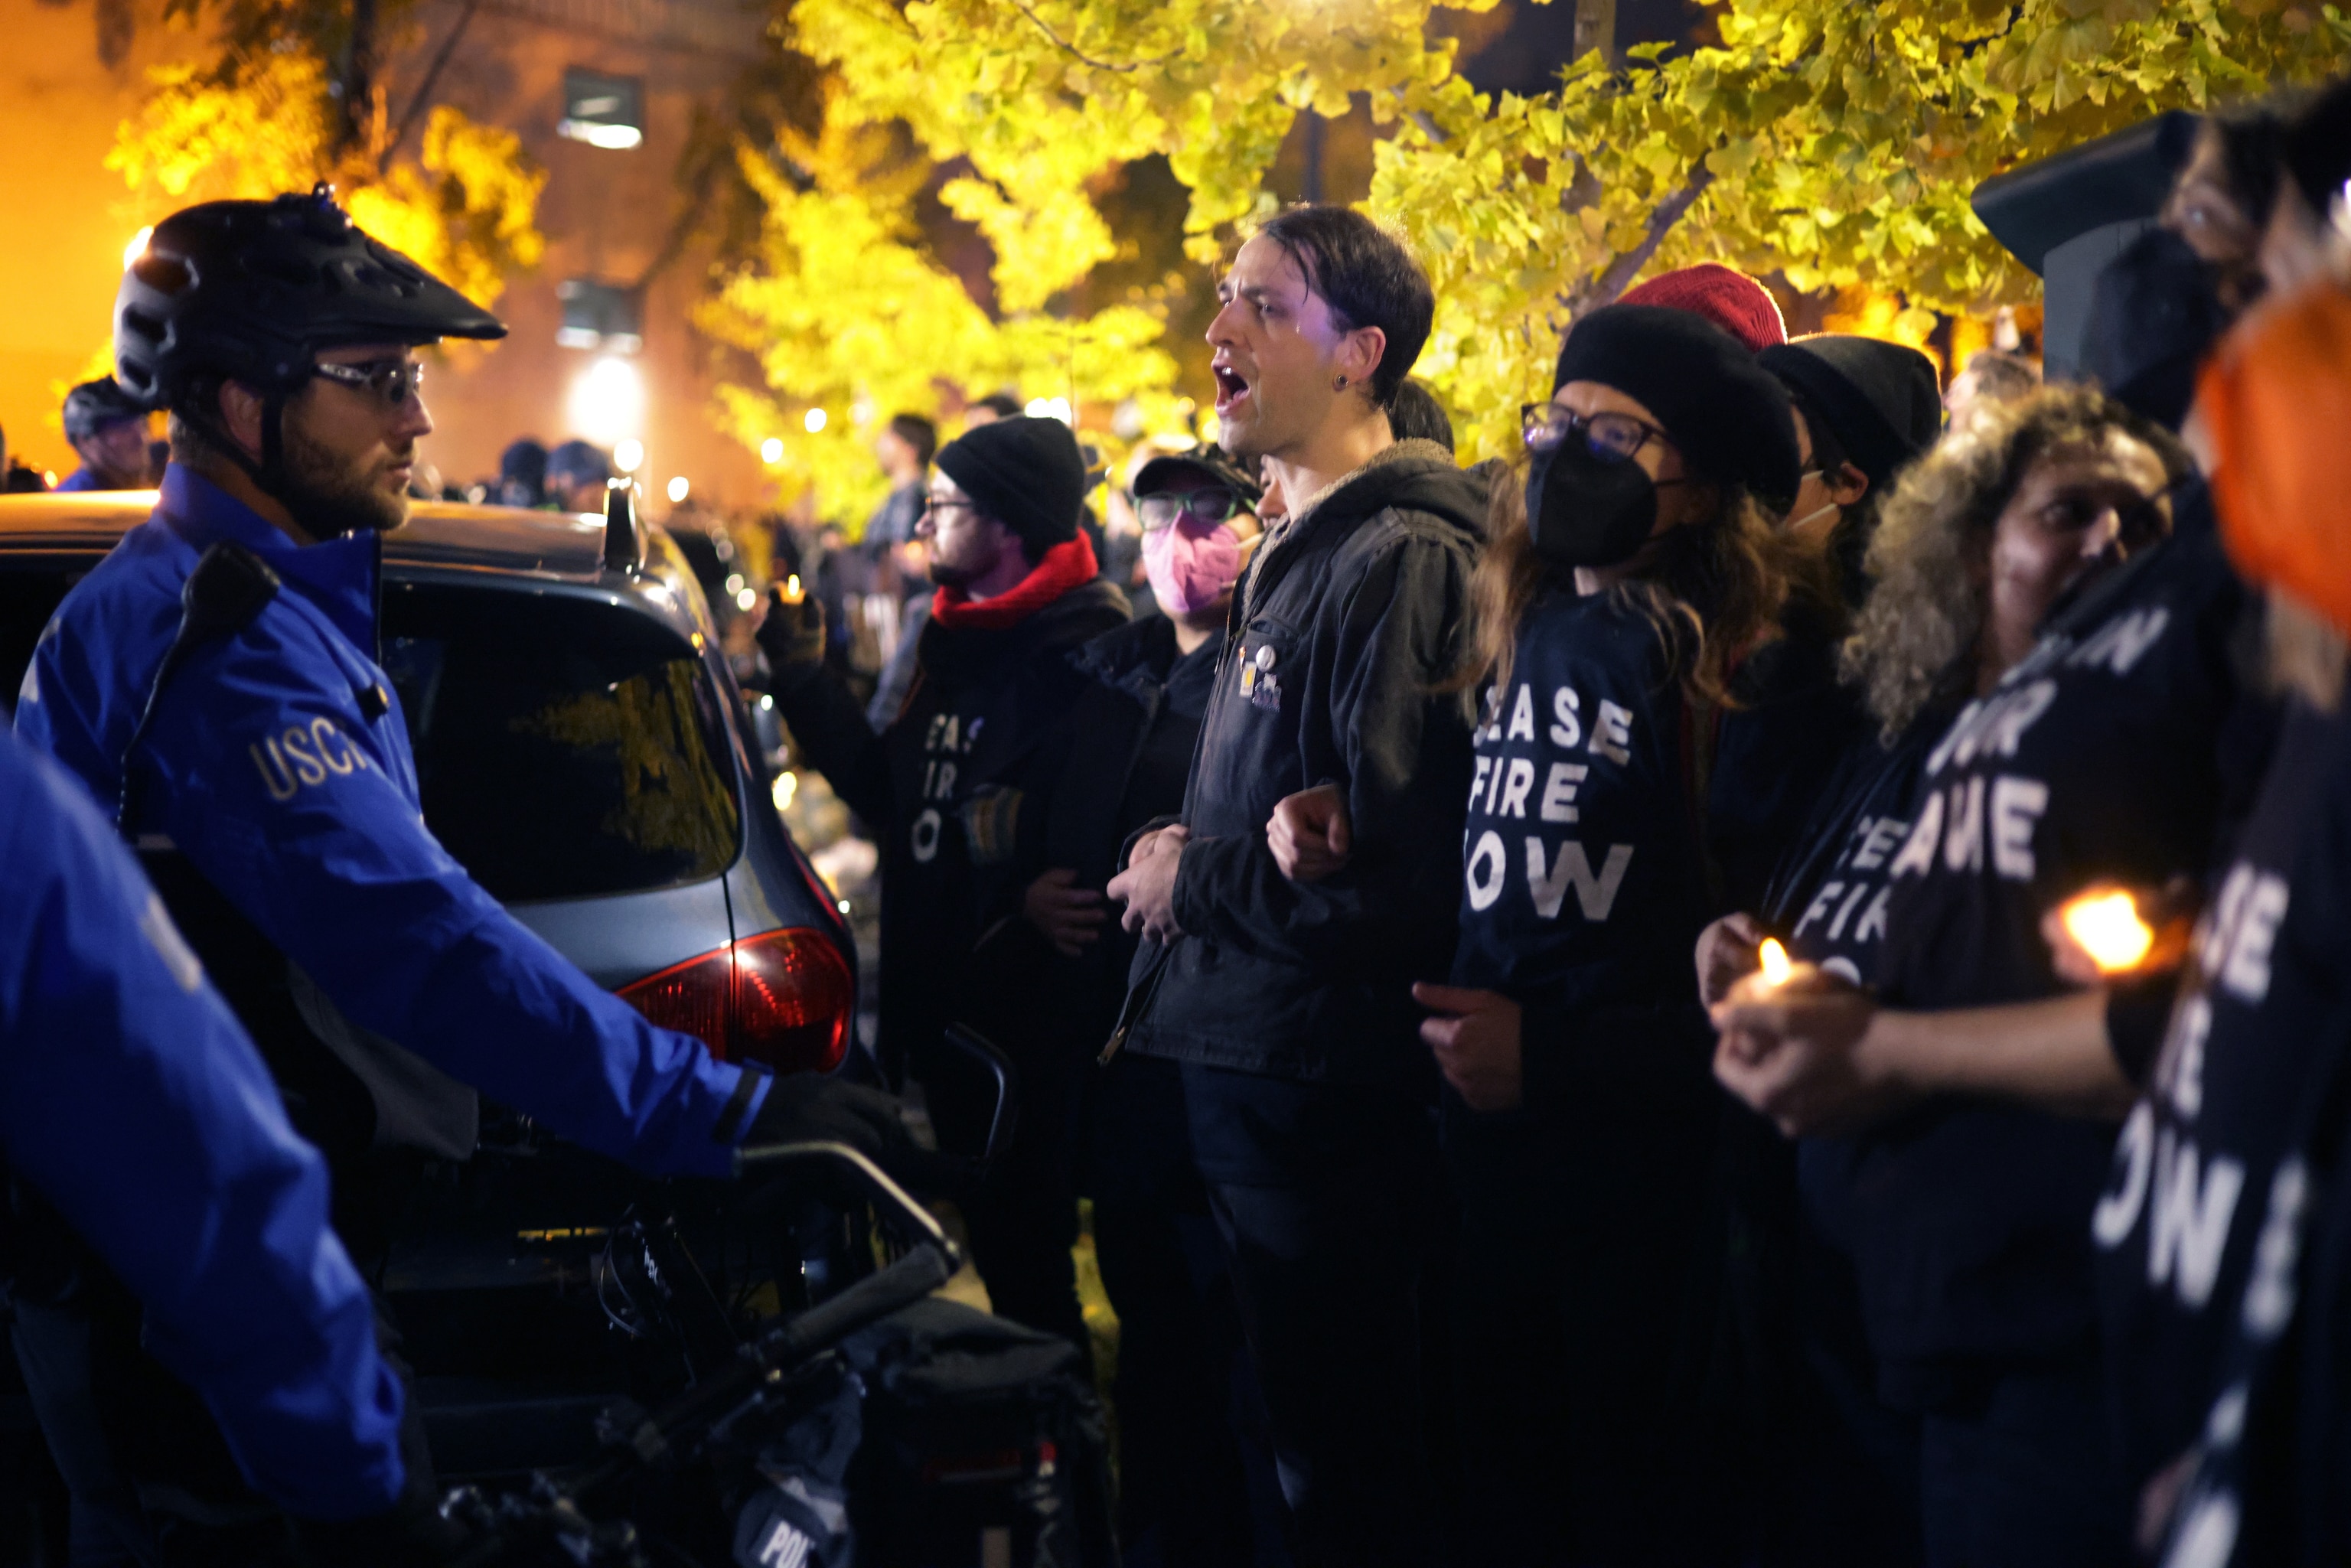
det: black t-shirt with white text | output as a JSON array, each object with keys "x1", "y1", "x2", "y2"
[
  {"x1": 1850, "y1": 499, "x2": 2265, "y2": 1397},
  {"x1": 2092, "y1": 697, "x2": 2351, "y2": 1496},
  {"x1": 1450, "y1": 588, "x2": 1708, "y2": 1018},
  {"x1": 1760, "y1": 717, "x2": 1942, "y2": 1250}
]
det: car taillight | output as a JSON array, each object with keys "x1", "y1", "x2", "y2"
[{"x1": 617, "y1": 928, "x2": 853, "y2": 1075}]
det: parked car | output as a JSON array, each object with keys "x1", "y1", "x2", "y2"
[{"x1": 0, "y1": 488, "x2": 864, "y2": 1482}]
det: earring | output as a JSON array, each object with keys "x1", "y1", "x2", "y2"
[{"x1": 1333, "y1": 374, "x2": 1349, "y2": 391}]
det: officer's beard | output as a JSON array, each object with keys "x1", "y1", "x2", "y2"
[{"x1": 276, "y1": 419, "x2": 411, "y2": 540}]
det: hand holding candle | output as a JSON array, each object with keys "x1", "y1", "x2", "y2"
[
  {"x1": 2059, "y1": 892, "x2": 2154, "y2": 973},
  {"x1": 755, "y1": 573, "x2": 827, "y2": 669},
  {"x1": 1719, "y1": 935, "x2": 1830, "y2": 1066},
  {"x1": 2043, "y1": 881, "x2": 2196, "y2": 986}
]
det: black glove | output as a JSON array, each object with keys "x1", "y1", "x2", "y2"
[
  {"x1": 294, "y1": 1485, "x2": 471, "y2": 1566},
  {"x1": 746, "y1": 1071, "x2": 908, "y2": 1161},
  {"x1": 756, "y1": 582, "x2": 827, "y2": 672}
]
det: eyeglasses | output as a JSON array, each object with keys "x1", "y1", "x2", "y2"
[
  {"x1": 1136, "y1": 487, "x2": 1245, "y2": 530},
  {"x1": 312, "y1": 358, "x2": 425, "y2": 409},
  {"x1": 1521, "y1": 403, "x2": 1668, "y2": 464},
  {"x1": 921, "y1": 494, "x2": 980, "y2": 520}
]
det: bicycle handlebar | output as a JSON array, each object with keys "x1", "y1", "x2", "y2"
[{"x1": 445, "y1": 1143, "x2": 965, "y2": 1565}]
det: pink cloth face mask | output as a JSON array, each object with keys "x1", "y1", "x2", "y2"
[{"x1": 1143, "y1": 517, "x2": 1244, "y2": 618}]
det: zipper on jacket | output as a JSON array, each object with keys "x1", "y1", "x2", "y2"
[{"x1": 1101, "y1": 944, "x2": 1170, "y2": 1063}]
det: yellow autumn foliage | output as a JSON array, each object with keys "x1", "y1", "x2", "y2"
[{"x1": 108, "y1": 43, "x2": 543, "y2": 312}]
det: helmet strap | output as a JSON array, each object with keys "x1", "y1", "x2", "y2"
[
  {"x1": 184, "y1": 387, "x2": 291, "y2": 500},
  {"x1": 256, "y1": 390, "x2": 289, "y2": 494}
]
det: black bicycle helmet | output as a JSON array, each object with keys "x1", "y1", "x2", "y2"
[
  {"x1": 113, "y1": 184, "x2": 505, "y2": 412},
  {"x1": 62, "y1": 377, "x2": 149, "y2": 442}
]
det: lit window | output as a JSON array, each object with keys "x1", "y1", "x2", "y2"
[
  {"x1": 559, "y1": 70, "x2": 644, "y2": 150},
  {"x1": 556, "y1": 279, "x2": 644, "y2": 354}
]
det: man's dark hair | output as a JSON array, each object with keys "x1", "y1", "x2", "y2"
[
  {"x1": 888, "y1": 412, "x2": 938, "y2": 468},
  {"x1": 1387, "y1": 377, "x2": 1454, "y2": 451},
  {"x1": 2206, "y1": 91, "x2": 2312, "y2": 233},
  {"x1": 1254, "y1": 206, "x2": 1433, "y2": 411},
  {"x1": 168, "y1": 410, "x2": 230, "y2": 471},
  {"x1": 2286, "y1": 76, "x2": 2351, "y2": 222},
  {"x1": 973, "y1": 393, "x2": 1023, "y2": 420}
]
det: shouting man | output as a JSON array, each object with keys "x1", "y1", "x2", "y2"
[{"x1": 1107, "y1": 207, "x2": 1487, "y2": 1566}]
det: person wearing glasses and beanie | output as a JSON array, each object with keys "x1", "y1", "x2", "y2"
[
  {"x1": 1366, "y1": 304, "x2": 1834, "y2": 1563},
  {"x1": 761, "y1": 413, "x2": 1130, "y2": 1349}
]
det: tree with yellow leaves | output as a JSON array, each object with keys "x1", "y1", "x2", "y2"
[
  {"x1": 105, "y1": 0, "x2": 543, "y2": 312},
  {"x1": 1376, "y1": 0, "x2": 2351, "y2": 456},
  {"x1": 739, "y1": 0, "x2": 2348, "y2": 504},
  {"x1": 693, "y1": 0, "x2": 1499, "y2": 526}
]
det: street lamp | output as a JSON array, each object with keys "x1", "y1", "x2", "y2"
[{"x1": 569, "y1": 357, "x2": 644, "y2": 445}]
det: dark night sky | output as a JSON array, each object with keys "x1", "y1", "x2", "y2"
[{"x1": 1456, "y1": 0, "x2": 1708, "y2": 96}]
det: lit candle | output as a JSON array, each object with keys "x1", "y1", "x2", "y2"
[
  {"x1": 1757, "y1": 937, "x2": 1793, "y2": 989},
  {"x1": 2059, "y1": 889, "x2": 2155, "y2": 974},
  {"x1": 782, "y1": 574, "x2": 804, "y2": 603}
]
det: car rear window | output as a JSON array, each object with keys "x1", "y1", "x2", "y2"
[{"x1": 383, "y1": 582, "x2": 740, "y2": 902}]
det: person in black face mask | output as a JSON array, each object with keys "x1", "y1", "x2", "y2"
[
  {"x1": 2082, "y1": 99, "x2": 2304, "y2": 429},
  {"x1": 1368, "y1": 304, "x2": 1834, "y2": 1564}
]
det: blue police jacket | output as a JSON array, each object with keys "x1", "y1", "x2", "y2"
[
  {"x1": 15, "y1": 465, "x2": 772, "y2": 1176},
  {"x1": 0, "y1": 724, "x2": 407, "y2": 1519}
]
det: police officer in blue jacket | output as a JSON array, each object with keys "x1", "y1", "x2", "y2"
[
  {"x1": 13, "y1": 187, "x2": 902, "y2": 1563},
  {"x1": 55, "y1": 377, "x2": 155, "y2": 492},
  {"x1": 0, "y1": 723, "x2": 454, "y2": 1563}
]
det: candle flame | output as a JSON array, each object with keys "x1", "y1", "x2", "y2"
[
  {"x1": 782, "y1": 574, "x2": 803, "y2": 602},
  {"x1": 1758, "y1": 937, "x2": 1792, "y2": 988},
  {"x1": 2061, "y1": 890, "x2": 2154, "y2": 974}
]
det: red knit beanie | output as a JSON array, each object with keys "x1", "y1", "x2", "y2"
[{"x1": 1617, "y1": 264, "x2": 1786, "y2": 353}]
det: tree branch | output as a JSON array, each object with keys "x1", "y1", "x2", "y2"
[
  {"x1": 1002, "y1": 0, "x2": 1176, "y2": 72},
  {"x1": 1561, "y1": 162, "x2": 1714, "y2": 315},
  {"x1": 1387, "y1": 86, "x2": 1445, "y2": 142},
  {"x1": 380, "y1": 0, "x2": 480, "y2": 173}
]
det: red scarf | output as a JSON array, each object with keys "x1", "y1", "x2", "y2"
[{"x1": 931, "y1": 533, "x2": 1099, "y2": 631}]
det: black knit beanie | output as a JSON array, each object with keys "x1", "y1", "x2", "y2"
[
  {"x1": 934, "y1": 416, "x2": 1085, "y2": 551},
  {"x1": 1554, "y1": 304, "x2": 1802, "y2": 507},
  {"x1": 1759, "y1": 335, "x2": 1942, "y2": 495}
]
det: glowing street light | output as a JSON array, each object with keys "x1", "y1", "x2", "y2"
[
  {"x1": 761, "y1": 437, "x2": 784, "y2": 465},
  {"x1": 804, "y1": 408, "x2": 828, "y2": 434},
  {"x1": 666, "y1": 475, "x2": 690, "y2": 504},
  {"x1": 568, "y1": 357, "x2": 644, "y2": 444}
]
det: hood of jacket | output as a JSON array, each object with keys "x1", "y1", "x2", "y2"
[
  {"x1": 1068, "y1": 611, "x2": 1181, "y2": 703},
  {"x1": 1285, "y1": 437, "x2": 1489, "y2": 543}
]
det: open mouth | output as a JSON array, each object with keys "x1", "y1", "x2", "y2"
[{"x1": 1213, "y1": 364, "x2": 1251, "y2": 414}]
